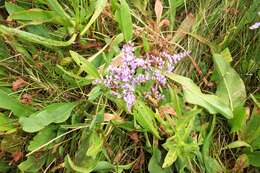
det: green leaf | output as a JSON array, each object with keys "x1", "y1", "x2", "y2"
[
  {"x1": 149, "y1": 148, "x2": 170, "y2": 173},
  {"x1": 167, "y1": 73, "x2": 233, "y2": 119},
  {"x1": 133, "y1": 100, "x2": 160, "y2": 139},
  {"x1": 241, "y1": 106, "x2": 260, "y2": 150},
  {"x1": 0, "y1": 160, "x2": 12, "y2": 173},
  {"x1": 229, "y1": 106, "x2": 246, "y2": 132},
  {"x1": 86, "y1": 131, "x2": 103, "y2": 159},
  {"x1": 213, "y1": 53, "x2": 246, "y2": 110},
  {"x1": 0, "y1": 89, "x2": 34, "y2": 117},
  {"x1": 5, "y1": 2, "x2": 24, "y2": 14},
  {"x1": 70, "y1": 51, "x2": 100, "y2": 78},
  {"x1": 117, "y1": 0, "x2": 133, "y2": 41},
  {"x1": 8, "y1": 9, "x2": 65, "y2": 25},
  {"x1": 19, "y1": 102, "x2": 76, "y2": 132},
  {"x1": 162, "y1": 149, "x2": 177, "y2": 168},
  {"x1": 222, "y1": 141, "x2": 253, "y2": 151},
  {"x1": 80, "y1": 0, "x2": 107, "y2": 36},
  {"x1": 28, "y1": 126, "x2": 57, "y2": 151},
  {"x1": 246, "y1": 151, "x2": 260, "y2": 167},
  {"x1": 66, "y1": 155, "x2": 95, "y2": 173},
  {"x1": 18, "y1": 156, "x2": 46, "y2": 173}
]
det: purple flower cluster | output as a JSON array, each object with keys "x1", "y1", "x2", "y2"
[{"x1": 96, "y1": 44, "x2": 190, "y2": 111}]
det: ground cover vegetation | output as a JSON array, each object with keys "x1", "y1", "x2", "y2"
[{"x1": 0, "y1": 0, "x2": 259, "y2": 172}]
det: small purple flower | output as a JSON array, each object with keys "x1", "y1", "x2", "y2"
[
  {"x1": 249, "y1": 22, "x2": 260, "y2": 30},
  {"x1": 123, "y1": 91, "x2": 135, "y2": 112},
  {"x1": 134, "y1": 74, "x2": 150, "y2": 84},
  {"x1": 154, "y1": 70, "x2": 167, "y2": 86}
]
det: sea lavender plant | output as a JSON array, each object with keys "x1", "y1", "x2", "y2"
[{"x1": 96, "y1": 44, "x2": 190, "y2": 111}]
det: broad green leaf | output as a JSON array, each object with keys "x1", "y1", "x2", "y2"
[
  {"x1": 80, "y1": 0, "x2": 107, "y2": 36},
  {"x1": 167, "y1": 73, "x2": 233, "y2": 119},
  {"x1": 0, "y1": 113, "x2": 15, "y2": 133},
  {"x1": 28, "y1": 126, "x2": 57, "y2": 151},
  {"x1": 18, "y1": 156, "x2": 46, "y2": 173},
  {"x1": 204, "y1": 157, "x2": 223, "y2": 173},
  {"x1": 8, "y1": 9, "x2": 65, "y2": 25},
  {"x1": 162, "y1": 149, "x2": 177, "y2": 168},
  {"x1": 86, "y1": 131, "x2": 103, "y2": 159},
  {"x1": 222, "y1": 141, "x2": 252, "y2": 151},
  {"x1": 0, "y1": 160, "x2": 11, "y2": 173},
  {"x1": 70, "y1": 51, "x2": 100, "y2": 78},
  {"x1": 19, "y1": 102, "x2": 76, "y2": 132},
  {"x1": 149, "y1": 148, "x2": 170, "y2": 173},
  {"x1": 213, "y1": 53, "x2": 246, "y2": 110},
  {"x1": 0, "y1": 89, "x2": 34, "y2": 117},
  {"x1": 246, "y1": 151, "x2": 260, "y2": 167},
  {"x1": 0, "y1": 25, "x2": 77, "y2": 47},
  {"x1": 241, "y1": 107, "x2": 260, "y2": 150},
  {"x1": 66, "y1": 155, "x2": 95, "y2": 173},
  {"x1": 117, "y1": 0, "x2": 133, "y2": 41},
  {"x1": 229, "y1": 106, "x2": 246, "y2": 132},
  {"x1": 5, "y1": 2, "x2": 24, "y2": 14},
  {"x1": 133, "y1": 100, "x2": 160, "y2": 139}
]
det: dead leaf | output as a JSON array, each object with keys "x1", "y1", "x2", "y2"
[
  {"x1": 172, "y1": 13, "x2": 195, "y2": 43},
  {"x1": 12, "y1": 78, "x2": 27, "y2": 91},
  {"x1": 10, "y1": 151, "x2": 23, "y2": 164},
  {"x1": 133, "y1": 148, "x2": 145, "y2": 170},
  {"x1": 129, "y1": 132, "x2": 139, "y2": 143},
  {"x1": 113, "y1": 150, "x2": 123, "y2": 163},
  {"x1": 155, "y1": 0, "x2": 163, "y2": 24},
  {"x1": 159, "y1": 19, "x2": 170, "y2": 28},
  {"x1": 104, "y1": 113, "x2": 122, "y2": 122},
  {"x1": 232, "y1": 154, "x2": 249, "y2": 173},
  {"x1": 159, "y1": 106, "x2": 176, "y2": 117},
  {"x1": 20, "y1": 94, "x2": 32, "y2": 104}
]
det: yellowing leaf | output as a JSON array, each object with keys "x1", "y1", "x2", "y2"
[{"x1": 162, "y1": 149, "x2": 177, "y2": 168}]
